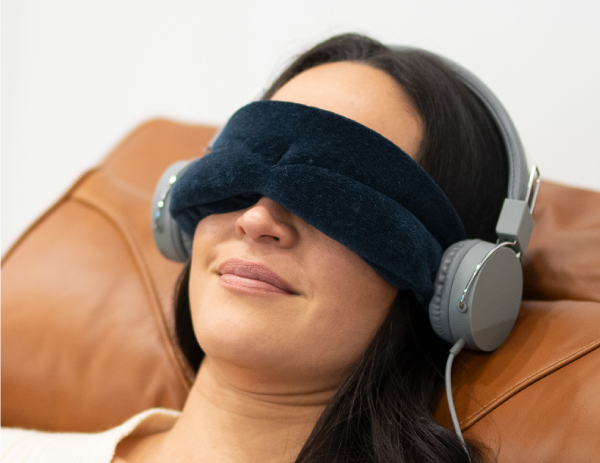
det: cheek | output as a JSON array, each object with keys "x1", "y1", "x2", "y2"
[
  {"x1": 299, "y1": 303, "x2": 387, "y2": 376},
  {"x1": 188, "y1": 215, "x2": 237, "y2": 346},
  {"x1": 299, "y1": 241, "x2": 398, "y2": 370},
  {"x1": 188, "y1": 226, "x2": 218, "y2": 308}
]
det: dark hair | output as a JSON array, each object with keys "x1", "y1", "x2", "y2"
[{"x1": 176, "y1": 33, "x2": 506, "y2": 462}]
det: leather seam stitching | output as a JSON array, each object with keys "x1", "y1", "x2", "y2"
[
  {"x1": 462, "y1": 339, "x2": 600, "y2": 429},
  {"x1": 1, "y1": 169, "x2": 98, "y2": 265},
  {"x1": 71, "y1": 192, "x2": 194, "y2": 390}
]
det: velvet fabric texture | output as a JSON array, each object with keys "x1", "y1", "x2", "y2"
[{"x1": 170, "y1": 101, "x2": 466, "y2": 305}]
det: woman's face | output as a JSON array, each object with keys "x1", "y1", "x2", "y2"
[{"x1": 189, "y1": 62, "x2": 422, "y2": 390}]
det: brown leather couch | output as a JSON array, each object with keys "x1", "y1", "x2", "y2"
[{"x1": 2, "y1": 120, "x2": 599, "y2": 462}]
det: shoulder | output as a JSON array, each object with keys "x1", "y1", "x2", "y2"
[{"x1": 1, "y1": 409, "x2": 180, "y2": 463}]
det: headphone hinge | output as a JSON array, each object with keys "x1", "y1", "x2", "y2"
[{"x1": 495, "y1": 166, "x2": 541, "y2": 256}]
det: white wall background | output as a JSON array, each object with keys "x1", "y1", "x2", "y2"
[{"x1": 3, "y1": 0, "x2": 600, "y2": 254}]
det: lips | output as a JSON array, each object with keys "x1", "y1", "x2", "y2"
[{"x1": 218, "y1": 259, "x2": 297, "y2": 295}]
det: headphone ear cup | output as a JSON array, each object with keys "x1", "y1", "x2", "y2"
[
  {"x1": 447, "y1": 241, "x2": 523, "y2": 351},
  {"x1": 429, "y1": 240, "x2": 482, "y2": 344},
  {"x1": 152, "y1": 161, "x2": 193, "y2": 262}
]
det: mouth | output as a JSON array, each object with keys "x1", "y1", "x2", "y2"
[{"x1": 217, "y1": 259, "x2": 298, "y2": 296}]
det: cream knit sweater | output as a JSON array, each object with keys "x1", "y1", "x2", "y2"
[{"x1": 1, "y1": 409, "x2": 180, "y2": 463}]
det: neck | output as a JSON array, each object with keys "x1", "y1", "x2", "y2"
[{"x1": 160, "y1": 356, "x2": 336, "y2": 463}]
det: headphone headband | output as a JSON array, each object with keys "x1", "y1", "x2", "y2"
[
  {"x1": 442, "y1": 59, "x2": 529, "y2": 200},
  {"x1": 390, "y1": 46, "x2": 530, "y2": 200}
]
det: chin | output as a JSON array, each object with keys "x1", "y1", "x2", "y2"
[{"x1": 193, "y1": 302, "x2": 288, "y2": 367}]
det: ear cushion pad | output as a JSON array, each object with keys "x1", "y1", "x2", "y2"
[
  {"x1": 428, "y1": 239, "x2": 482, "y2": 343},
  {"x1": 152, "y1": 160, "x2": 194, "y2": 262}
]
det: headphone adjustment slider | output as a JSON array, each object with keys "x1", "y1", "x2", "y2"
[{"x1": 525, "y1": 165, "x2": 541, "y2": 214}]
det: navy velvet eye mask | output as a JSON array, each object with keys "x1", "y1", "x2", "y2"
[{"x1": 170, "y1": 101, "x2": 467, "y2": 306}]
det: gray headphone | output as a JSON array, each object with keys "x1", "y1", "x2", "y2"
[
  {"x1": 419, "y1": 52, "x2": 540, "y2": 351},
  {"x1": 151, "y1": 49, "x2": 540, "y2": 352}
]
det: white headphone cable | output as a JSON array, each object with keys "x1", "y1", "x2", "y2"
[{"x1": 445, "y1": 338, "x2": 471, "y2": 461}]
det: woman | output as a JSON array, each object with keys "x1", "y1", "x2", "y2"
[
  {"x1": 148, "y1": 33, "x2": 508, "y2": 462},
  {"x1": 3, "y1": 34, "x2": 510, "y2": 462}
]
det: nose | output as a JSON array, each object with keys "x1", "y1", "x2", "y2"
[{"x1": 235, "y1": 197, "x2": 299, "y2": 248}]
